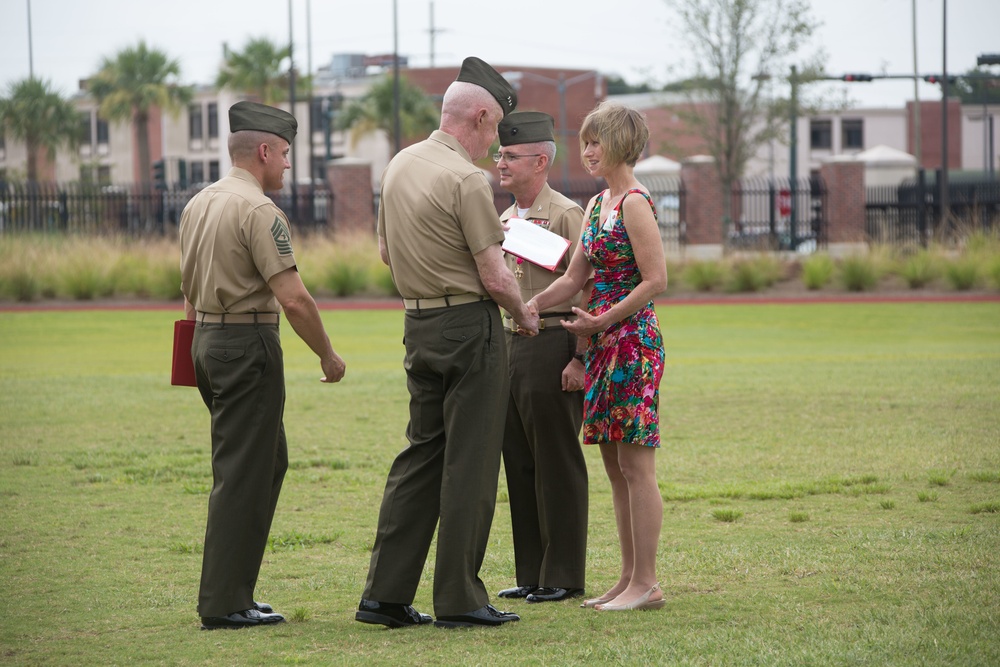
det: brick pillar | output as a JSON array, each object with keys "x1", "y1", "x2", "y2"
[
  {"x1": 680, "y1": 155, "x2": 724, "y2": 259},
  {"x1": 820, "y1": 156, "x2": 866, "y2": 255},
  {"x1": 326, "y1": 158, "x2": 375, "y2": 234}
]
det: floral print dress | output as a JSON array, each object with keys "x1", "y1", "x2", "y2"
[{"x1": 580, "y1": 189, "x2": 665, "y2": 448}]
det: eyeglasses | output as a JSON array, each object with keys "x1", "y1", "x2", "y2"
[{"x1": 492, "y1": 152, "x2": 543, "y2": 163}]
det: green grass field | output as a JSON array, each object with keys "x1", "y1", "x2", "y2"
[{"x1": 1, "y1": 302, "x2": 999, "y2": 665}]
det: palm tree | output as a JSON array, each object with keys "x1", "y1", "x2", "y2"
[
  {"x1": 215, "y1": 37, "x2": 291, "y2": 105},
  {"x1": 0, "y1": 78, "x2": 80, "y2": 182},
  {"x1": 337, "y1": 75, "x2": 439, "y2": 152},
  {"x1": 88, "y1": 41, "x2": 192, "y2": 185}
]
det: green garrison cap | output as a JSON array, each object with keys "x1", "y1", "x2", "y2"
[
  {"x1": 455, "y1": 56, "x2": 517, "y2": 116},
  {"x1": 498, "y1": 111, "x2": 554, "y2": 146},
  {"x1": 228, "y1": 101, "x2": 297, "y2": 144}
]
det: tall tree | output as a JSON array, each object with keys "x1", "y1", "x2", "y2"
[
  {"x1": 215, "y1": 37, "x2": 291, "y2": 105},
  {"x1": 89, "y1": 41, "x2": 192, "y2": 185},
  {"x1": 336, "y1": 75, "x2": 440, "y2": 151},
  {"x1": 0, "y1": 78, "x2": 80, "y2": 182},
  {"x1": 664, "y1": 0, "x2": 821, "y2": 229}
]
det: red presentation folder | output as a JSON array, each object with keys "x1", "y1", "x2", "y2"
[{"x1": 171, "y1": 319, "x2": 197, "y2": 387}]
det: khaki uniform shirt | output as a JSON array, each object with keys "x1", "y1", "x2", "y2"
[
  {"x1": 179, "y1": 167, "x2": 297, "y2": 313},
  {"x1": 500, "y1": 183, "x2": 585, "y2": 314},
  {"x1": 377, "y1": 130, "x2": 505, "y2": 298}
]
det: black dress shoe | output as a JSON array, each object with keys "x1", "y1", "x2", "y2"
[
  {"x1": 252, "y1": 601, "x2": 273, "y2": 613},
  {"x1": 200, "y1": 608, "x2": 285, "y2": 630},
  {"x1": 355, "y1": 599, "x2": 433, "y2": 628},
  {"x1": 497, "y1": 584, "x2": 537, "y2": 599},
  {"x1": 526, "y1": 587, "x2": 585, "y2": 603},
  {"x1": 434, "y1": 604, "x2": 520, "y2": 628}
]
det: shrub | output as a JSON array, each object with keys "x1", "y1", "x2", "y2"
[
  {"x1": 839, "y1": 255, "x2": 879, "y2": 292},
  {"x1": 682, "y1": 260, "x2": 726, "y2": 292},
  {"x1": 324, "y1": 262, "x2": 369, "y2": 297},
  {"x1": 944, "y1": 258, "x2": 980, "y2": 290},
  {"x1": 990, "y1": 256, "x2": 1000, "y2": 290},
  {"x1": 801, "y1": 253, "x2": 835, "y2": 290},
  {"x1": 726, "y1": 260, "x2": 768, "y2": 293},
  {"x1": 899, "y1": 249, "x2": 941, "y2": 288}
]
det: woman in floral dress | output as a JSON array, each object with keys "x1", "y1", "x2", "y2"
[{"x1": 527, "y1": 101, "x2": 667, "y2": 612}]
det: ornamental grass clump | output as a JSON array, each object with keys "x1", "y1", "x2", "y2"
[
  {"x1": 899, "y1": 249, "x2": 941, "y2": 288},
  {"x1": 839, "y1": 254, "x2": 880, "y2": 292},
  {"x1": 944, "y1": 257, "x2": 980, "y2": 290},
  {"x1": 682, "y1": 260, "x2": 726, "y2": 292},
  {"x1": 801, "y1": 253, "x2": 835, "y2": 290}
]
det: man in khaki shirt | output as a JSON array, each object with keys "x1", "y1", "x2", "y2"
[
  {"x1": 179, "y1": 101, "x2": 345, "y2": 631},
  {"x1": 493, "y1": 112, "x2": 590, "y2": 605},
  {"x1": 356, "y1": 57, "x2": 538, "y2": 630}
]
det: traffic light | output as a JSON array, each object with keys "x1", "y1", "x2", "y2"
[
  {"x1": 152, "y1": 159, "x2": 166, "y2": 190},
  {"x1": 923, "y1": 75, "x2": 958, "y2": 85},
  {"x1": 841, "y1": 74, "x2": 873, "y2": 82}
]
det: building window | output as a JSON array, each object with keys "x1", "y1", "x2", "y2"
[
  {"x1": 96, "y1": 118, "x2": 109, "y2": 145},
  {"x1": 207, "y1": 103, "x2": 219, "y2": 139},
  {"x1": 80, "y1": 165, "x2": 94, "y2": 184},
  {"x1": 208, "y1": 160, "x2": 220, "y2": 182},
  {"x1": 189, "y1": 104, "x2": 203, "y2": 140},
  {"x1": 190, "y1": 161, "x2": 205, "y2": 184},
  {"x1": 98, "y1": 165, "x2": 111, "y2": 186},
  {"x1": 842, "y1": 118, "x2": 863, "y2": 150},
  {"x1": 80, "y1": 112, "x2": 92, "y2": 145},
  {"x1": 810, "y1": 120, "x2": 832, "y2": 150}
]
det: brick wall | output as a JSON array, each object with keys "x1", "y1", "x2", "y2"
[
  {"x1": 819, "y1": 157, "x2": 866, "y2": 250},
  {"x1": 326, "y1": 158, "x2": 375, "y2": 234},
  {"x1": 680, "y1": 155, "x2": 725, "y2": 257}
]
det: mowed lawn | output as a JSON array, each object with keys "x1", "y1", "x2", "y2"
[{"x1": 1, "y1": 301, "x2": 998, "y2": 666}]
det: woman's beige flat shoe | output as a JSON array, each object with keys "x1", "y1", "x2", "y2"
[
  {"x1": 580, "y1": 596, "x2": 613, "y2": 608},
  {"x1": 595, "y1": 583, "x2": 665, "y2": 611}
]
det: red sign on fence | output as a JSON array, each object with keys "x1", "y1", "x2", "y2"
[{"x1": 778, "y1": 189, "x2": 792, "y2": 217}]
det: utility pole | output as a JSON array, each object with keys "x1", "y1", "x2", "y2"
[
  {"x1": 288, "y1": 0, "x2": 298, "y2": 197},
  {"x1": 940, "y1": 0, "x2": 949, "y2": 229},
  {"x1": 307, "y1": 0, "x2": 314, "y2": 184},
  {"x1": 393, "y1": 0, "x2": 401, "y2": 155},
  {"x1": 911, "y1": 0, "x2": 921, "y2": 166},
  {"x1": 27, "y1": 0, "x2": 34, "y2": 78}
]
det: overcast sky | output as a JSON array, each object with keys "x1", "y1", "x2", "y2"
[{"x1": 0, "y1": 0, "x2": 996, "y2": 109}]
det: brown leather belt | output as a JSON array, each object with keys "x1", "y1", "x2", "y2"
[
  {"x1": 503, "y1": 313, "x2": 575, "y2": 333},
  {"x1": 197, "y1": 312, "x2": 280, "y2": 325},
  {"x1": 402, "y1": 294, "x2": 490, "y2": 311}
]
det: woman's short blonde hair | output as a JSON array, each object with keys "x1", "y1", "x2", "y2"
[{"x1": 578, "y1": 101, "x2": 649, "y2": 168}]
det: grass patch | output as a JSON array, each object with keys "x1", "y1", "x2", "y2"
[
  {"x1": 969, "y1": 502, "x2": 1000, "y2": 514},
  {"x1": 1, "y1": 303, "x2": 998, "y2": 665},
  {"x1": 711, "y1": 508, "x2": 743, "y2": 522}
]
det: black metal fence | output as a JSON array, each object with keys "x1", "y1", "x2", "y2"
[
  {"x1": 729, "y1": 176, "x2": 827, "y2": 252},
  {"x1": 866, "y1": 171, "x2": 1000, "y2": 246},
  {"x1": 0, "y1": 182, "x2": 333, "y2": 235}
]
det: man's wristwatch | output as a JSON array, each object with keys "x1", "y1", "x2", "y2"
[{"x1": 573, "y1": 352, "x2": 585, "y2": 362}]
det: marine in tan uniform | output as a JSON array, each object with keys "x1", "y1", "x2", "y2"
[
  {"x1": 179, "y1": 101, "x2": 346, "y2": 631},
  {"x1": 492, "y1": 112, "x2": 590, "y2": 604},
  {"x1": 355, "y1": 57, "x2": 539, "y2": 630}
]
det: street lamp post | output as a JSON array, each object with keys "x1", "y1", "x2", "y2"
[{"x1": 502, "y1": 70, "x2": 602, "y2": 188}]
